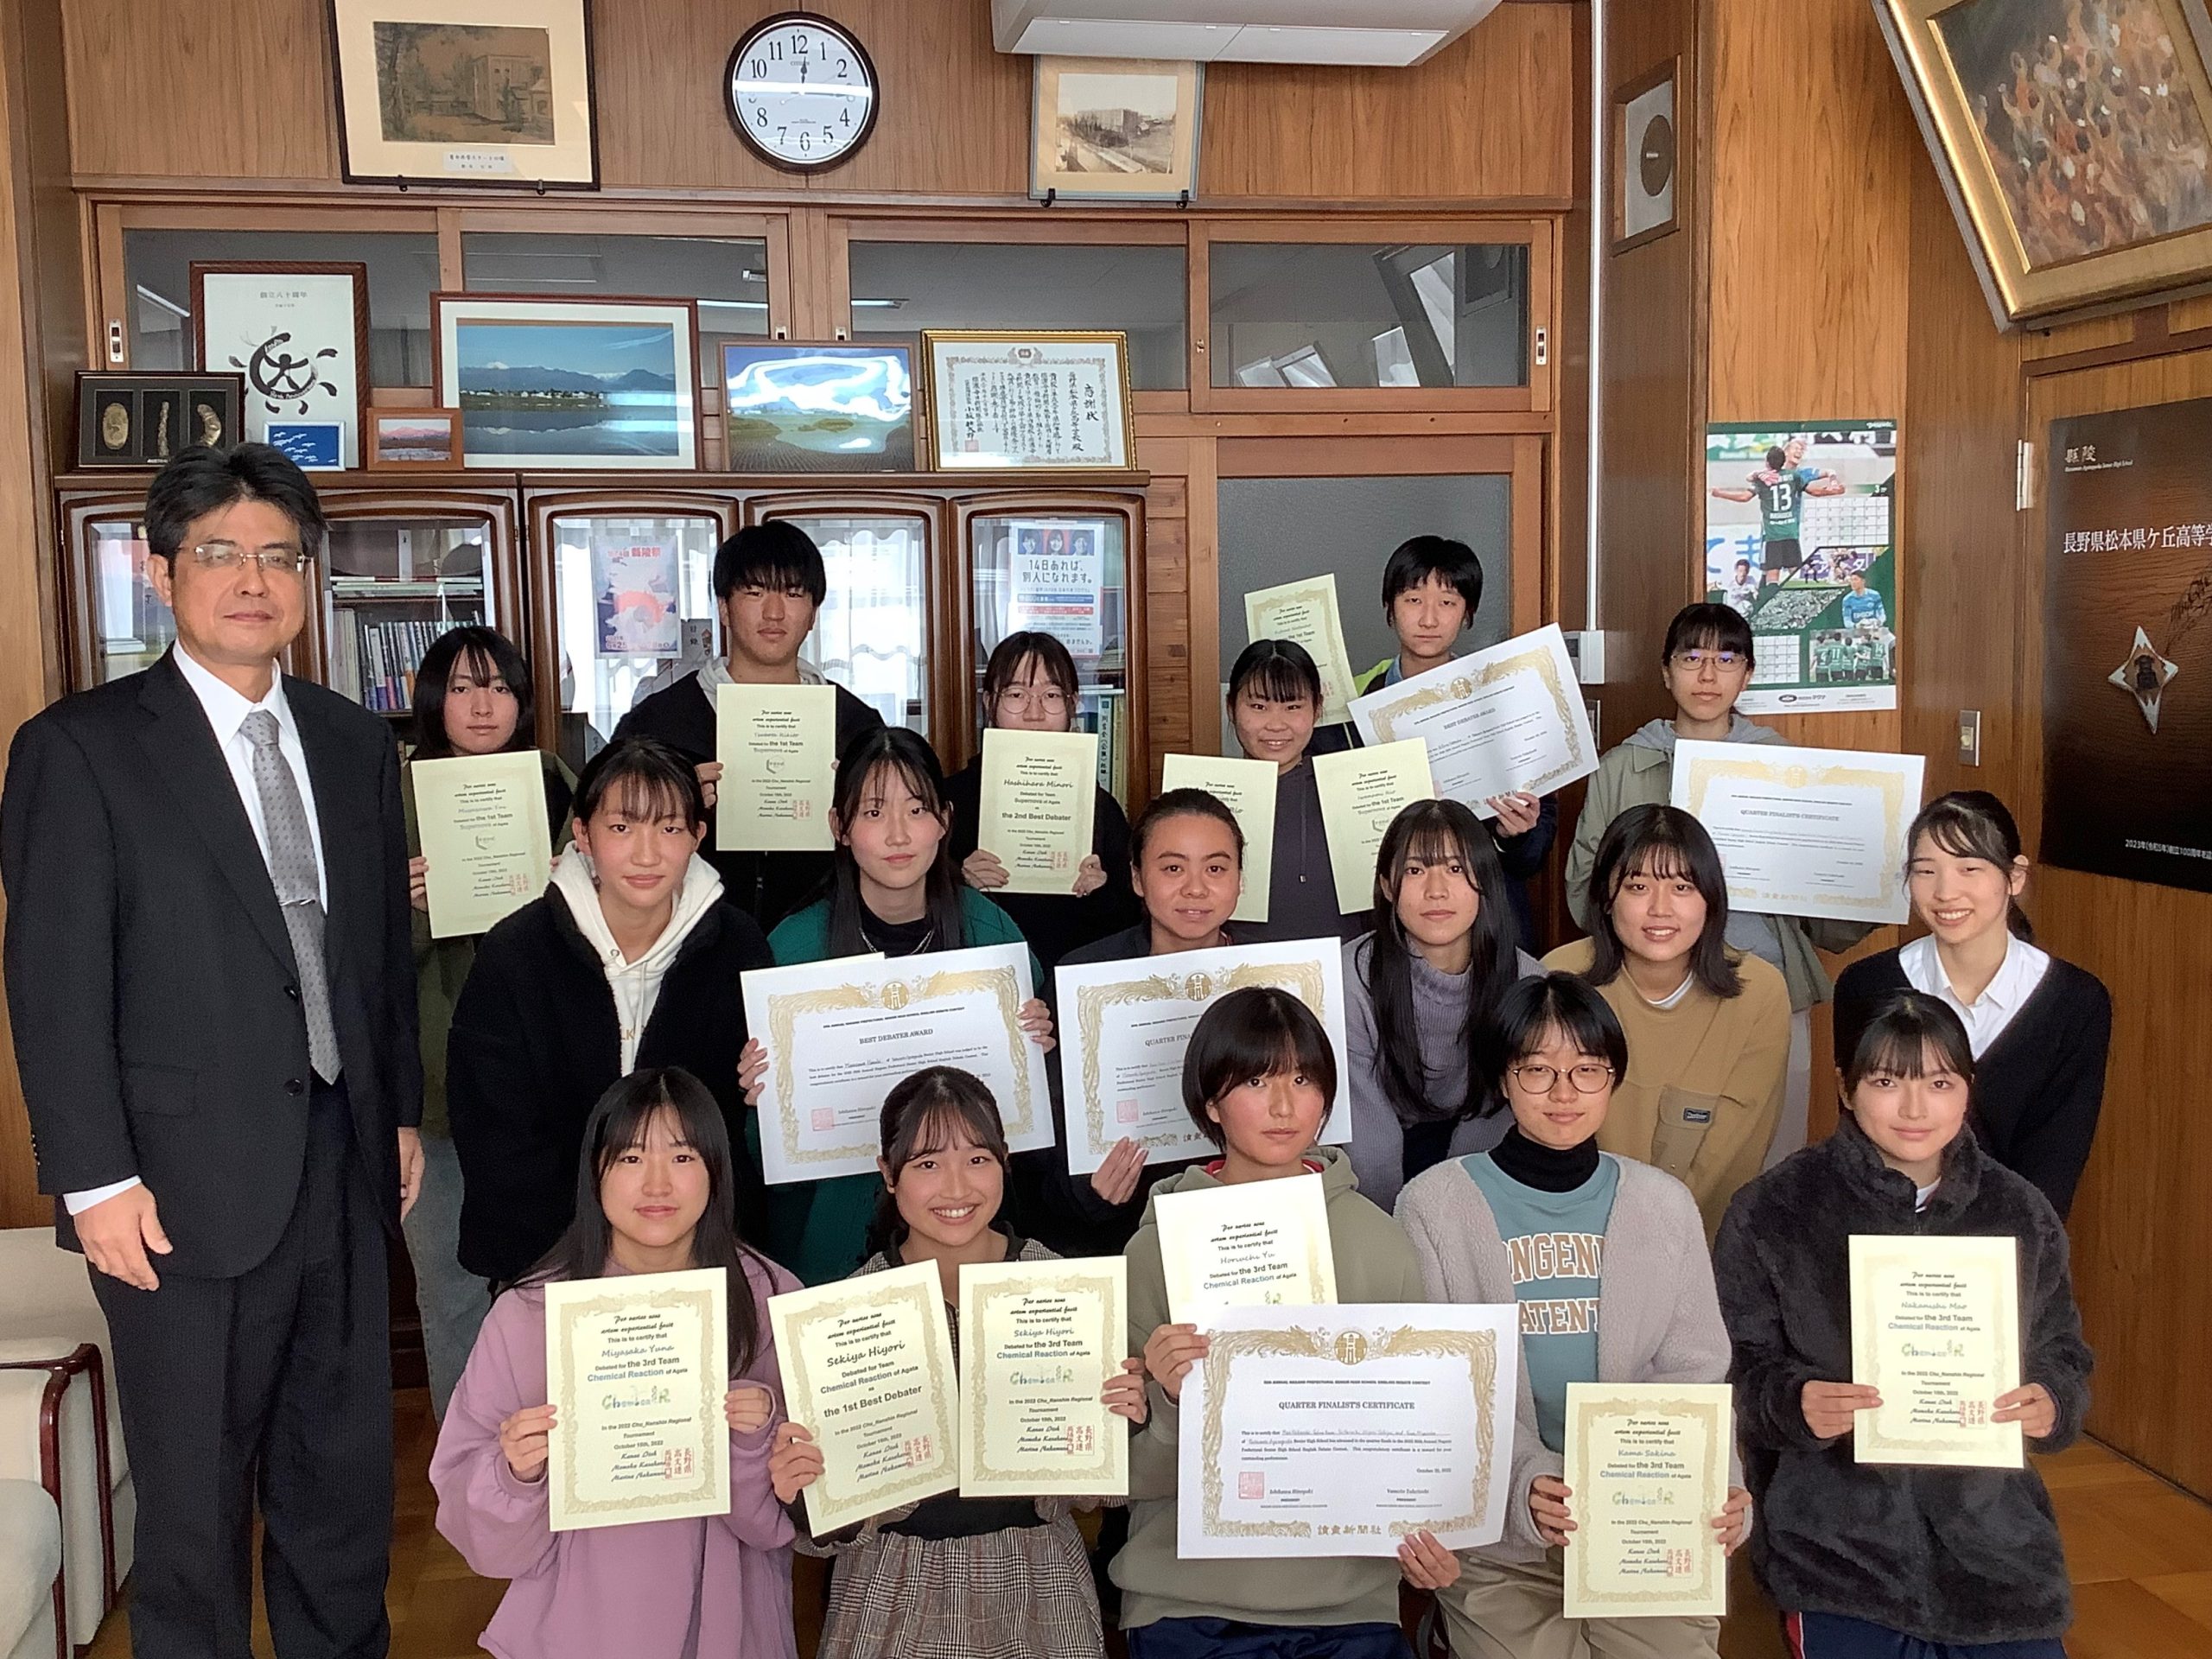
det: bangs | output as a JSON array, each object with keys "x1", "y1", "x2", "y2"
[
  {"x1": 1396, "y1": 818, "x2": 1481, "y2": 880},
  {"x1": 855, "y1": 753, "x2": 945, "y2": 815},
  {"x1": 603, "y1": 776, "x2": 695, "y2": 826},
  {"x1": 898, "y1": 1099, "x2": 1008, "y2": 1166},
  {"x1": 727, "y1": 551, "x2": 817, "y2": 594},
  {"x1": 1235, "y1": 657, "x2": 1316, "y2": 705},
  {"x1": 1853, "y1": 1030, "x2": 1960, "y2": 1082},
  {"x1": 451, "y1": 639, "x2": 505, "y2": 686},
  {"x1": 1915, "y1": 805, "x2": 2009, "y2": 867},
  {"x1": 1623, "y1": 842, "x2": 1692, "y2": 886},
  {"x1": 1843, "y1": 991, "x2": 1974, "y2": 1090}
]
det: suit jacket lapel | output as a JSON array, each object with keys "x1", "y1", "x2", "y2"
[{"x1": 135, "y1": 654, "x2": 299, "y2": 977}]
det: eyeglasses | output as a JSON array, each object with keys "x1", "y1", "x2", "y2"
[
  {"x1": 1669, "y1": 649, "x2": 1745, "y2": 674},
  {"x1": 997, "y1": 687, "x2": 1070, "y2": 713},
  {"x1": 1507, "y1": 1061, "x2": 1615, "y2": 1095},
  {"x1": 189, "y1": 541, "x2": 313, "y2": 577}
]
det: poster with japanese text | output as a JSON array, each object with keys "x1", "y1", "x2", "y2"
[
  {"x1": 1007, "y1": 521, "x2": 1106, "y2": 658},
  {"x1": 592, "y1": 532, "x2": 682, "y2": 657}
]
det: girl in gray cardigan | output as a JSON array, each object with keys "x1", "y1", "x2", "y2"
[{"x1": 1396, "y1": 973, "x2": 1749, "y2": 1659}]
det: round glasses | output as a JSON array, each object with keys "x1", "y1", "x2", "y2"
[{"x1": 1507, "y1": 1061, "x2": 1616, "y2": 1096}]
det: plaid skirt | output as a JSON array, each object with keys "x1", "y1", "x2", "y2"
[{"x1": 817, "y1": 1513, "x2": 1106, "y2": 1659}]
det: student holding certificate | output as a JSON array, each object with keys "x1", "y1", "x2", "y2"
[
  {"x1": 402, "y1": 624, "x2": 577, "y2": 1415},
  {"x1": 769, "y1": 1067, "x2": 1146, "y2": 1659},
  {"x1": 1119, "y1": 988, "x2": 1454, "y2": 1656},
  {"x1": 1714, "y1": 993, "x2": 2092, "y2": 1658},
  {"x1": 1545, "y1": 805, "x2": 1789, "y2": 1241},
  {"x1": 432, "y1": 1069, "x2": 802, "y2": 1659},
  {"x1": 1834, "y1": 791, "x2": 2111, "y2": 1219},
  {"x1": 1396, "y1": 974, "x2": 1747, "y2": 1659},
  {"x1": 1563, "y1": 604, "x2": 1873, "y2": 1167},
  {"x1": 1224, "y1": 639, "x2": 1370, "y2": 944},
  {"x1": 1343, "y1": 798, "x2": 1542, "y2": 1211},
  {"x1": 946, "y1": 631, "x2": 1141, "y2": 972}
]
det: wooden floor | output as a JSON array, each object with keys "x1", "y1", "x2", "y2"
[{"x1": 80, "y1": 1392, "x2": 2212, "y2": 1658}]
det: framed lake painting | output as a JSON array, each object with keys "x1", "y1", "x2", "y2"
[{"x1": 432, "y1": 294, "x2": 699, "y2": 470}]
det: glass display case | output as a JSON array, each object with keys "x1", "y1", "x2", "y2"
[{"x1": 57, "y1": 498, "x2": 174, "y2": 689}]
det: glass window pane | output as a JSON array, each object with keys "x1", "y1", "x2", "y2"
[
  {"x1": 1217, "y1": 473, "x2": 1512, "y2": 743},
  {"x1": 323, "y1": 515, "x2": 498, "y2": 714},
  {"x1": 969, "y1": 512, "x2": 1132, "y2": 806},
  {"x1": 85, "y1": 517, "x2": 173, "y2": 683},
  {"x1": 764, "y1": 513, "x2": 928, "y2": 735},
  {"x1": 849, "y1": 242, "x2": 1185, "y2": 391},
  {"x1": 124, "y1": 229, "x2": 440, "y2": 386},
  {"x1": 552, "y1": 514, "x2": 724, "y2": 759},
  {"x1": 463, "y1": 232, "x2": 772, "y2": 359},
  {"x1": 1207, "y1": 243, "x2": 1528, "y2": 390}
]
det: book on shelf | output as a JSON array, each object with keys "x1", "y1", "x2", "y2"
[{"x1": 346, "y1": 615, "x2": 471, "y2": 715}]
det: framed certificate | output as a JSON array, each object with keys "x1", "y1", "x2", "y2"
[
  {"x1": 1243, "y1": 575, "x2": 1357, "y2": 725},
  {"x1": 715, "y1": 683, "x2": 836, "y2": 852},
  {"x1": 978, "y1": 728, "x2": 1099, "y2": 895},
  {"x1": 409, "y1": 750, "x2": 554, "y2": 938},
  {"x1": 743, "y1": 945, "x2": 1054, "y2": 1185},
  {"x1": 1052, "y1": 938, "x2": 1352, "y2": 1175},
  {"x1": 1562, "y1": 1382, "x2": 1732, "y2": 1618},
  {"x1": 1159, "y1": 752, "x2": 1276, "y2": 925},
  {"x1": 1152, "y1": 1172, "x2": 1336, "y2": 1326},
  {"x1": 1672, "y1": 741, "x2": 1925, "y2": 925},
  {"x1": 1349, "y1": 625, "x2": 1599, "y2": 815},
  {"x1": 1313, "y1": 739, "x2": 1437, "y2": 915},
  {"x1": 958, "y1": 1256, "x2": 1128, "y2": 1498},
  {"x1": 1179, "y1": 1303, "x2": 1520, "y2": 1556},
  {"x1": 1850, "y1": 1234, "x2": 2023, "y2": 1468},
  {"x1": 770, "y1": 1262, "x2": 961, "y2": 1535},
  {"x1": 544, "y1": 1268, "x2": 729, "y2": 1532},
  {"x1": 923, "y1": 330, "x2": 1133, "y2": 471}
]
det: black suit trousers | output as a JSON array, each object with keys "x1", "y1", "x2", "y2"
[{"x1": 93, "y1": 1082, "x2": 393, "y2": 1659}]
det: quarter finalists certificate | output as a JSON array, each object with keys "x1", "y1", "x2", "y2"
[
  {"x1": 1850, "y1": 1235, "x2": 2023, "y2": 1468},
  {"x1": 1245, "y1": 575, "x2": 1358, "y2": 724},
  {"x1": 544, "y1": 1268, "x2": 730, "y2": 1533},
  {"x1": 1313, "y1": 739, "x2": 1437, "y2": 914},
  {"x1": 1671, "y1": 741, "x2": 1924, "y2": 924},
  {"x1": 1348, "y1": 625, "x2": 1599, "y2": 817},
  {"x1": 979, "y1": 728, "x2": 1099, "y2": 895},
  {"x1": 1153, "y1": 1172, "x2": 1338, "y2": 1326},
  {"x1": 744, "y1": 945, "x2": 1054, "y2": 1185},
  {"x1": 1052, "y1": 938, "x2": 1352, "y2": 1175},
  {"x1": 410, "y1": 751, "x2": 554, "y2": 939},
  {"x1": 770, "y1": 1262, "x2": 961, "y2": 1535},
  {"x1": 958, "y1": 1256, "x2": 1128, "y2": 1498},
  {"x1": 1159, "y1": 752, "x2": 1278, "y2": 924},
  {"x1": 1562, "y1": 1382, "x2": 1733, "y2": 1618},
  {"x1": 715, "y1": 683, "x2": 836, "y2": 853},
  {"x1": 1179, "y1": 1304, "x2": 1520, "y2": 1557}
]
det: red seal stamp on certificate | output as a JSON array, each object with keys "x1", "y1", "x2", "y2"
[
  {"x1": 902, "y1": 1434, "x2": 933, "y2": 1467},
  {"x1": 1116, "y1": 1099, "x2": 1140, "y2": 1125},
  {"x1": 1238, "y1": 1471, "x2": 1264, "y2": 1500},
  {"x1": 811, "y1": 1107, "x2": 836, "y2": 1132}
]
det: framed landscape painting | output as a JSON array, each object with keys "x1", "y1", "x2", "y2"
[
  {"x1": 432, "y1": 295, "x2": 699, "y2": 470},
  {"x1": 1876, "y1": 0, "x2": 2212, "y2": 325},
  {"x1": 720, "y1": 339, "x2": 916, "y2": 473}
]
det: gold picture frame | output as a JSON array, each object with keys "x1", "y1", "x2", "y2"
[
  {"x1": 922, "y1": 329, "x2": 1135, "y2": 471},
  {"x1": 1875, "y1": 0, "x2": 2212, "y2": 327},
  {"x1": 1030, "y1": 55, "x2": 1202, "y2": 202}
]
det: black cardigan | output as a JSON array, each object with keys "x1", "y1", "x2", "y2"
[
  {"x1": 613, "y1": 671, "x2": 883, "y2": 931},
  {"x1": 446, "y1": 887, "x2": 775, "y2": 1281},
  {"x1": 942, "y1": 754, "x2": 1141, "y2": 974},
  {"x1": 1833, "y1": 949, "x2": 2110, "y2": 1219},
  {"x1": 1714, "y1": 1116, "x2": 2093, "y2": 1646}
]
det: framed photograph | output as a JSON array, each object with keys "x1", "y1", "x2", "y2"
[
  {"x1": 194, "y1": 263, "x2": 369, "y2": 468},
  {"x1": 1875, "y1": 0, "x2": 2212, "y2": 327},
  {"x1": 266, "y1": 422, "x2": 346, "y2": 471},
  {"x1": 367, "y1": 407, "x2": 463, "y2": 470},
  {"x1": 73, "y1": 373, "x2": 245, "y2": 469},
  {"x1": 720, "y1": 339, "x2": 916, "y2": 474},
  {"x1": 923, "y1": 331, "x2": 1133, "y2": 471},
  {"x1": 1030, "y1": 56, "x2": 1202, "y2": 201},
  {"x1": 1611, "y1": 60, "x2": 1681, "y2": 252},
  {"x1": 433, "y1": 293, "x2": 699, "y2": 471},
  {"x1": 329, "y1": 0, "x2": 600, "y2": 188}
]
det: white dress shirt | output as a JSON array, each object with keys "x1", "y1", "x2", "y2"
[
  {"x1": 1897, "y1": 932, "x2": 2051, "y2": 1058},
  {"x1": 67, "y1": 648, "x2": 332, "y2": 1216}
]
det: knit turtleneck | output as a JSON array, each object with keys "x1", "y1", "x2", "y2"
[{"x1": 1489, "y1": 1123, "x2": 1602, "y2": 1193}]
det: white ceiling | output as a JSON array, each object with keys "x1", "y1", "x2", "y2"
[{"x1": 992, "y1": 0, "x2": 1504, "y2": 66}]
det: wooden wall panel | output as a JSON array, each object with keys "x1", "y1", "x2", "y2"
[{"x1": 1137, "y1": 449, "x2": 1192, "y2": 784}]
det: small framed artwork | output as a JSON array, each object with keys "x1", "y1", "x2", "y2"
[
  {"x1": 721, "y1": 339, "x2": 916, "y2": 473},
  {"x1": 367, "y1": 408, "x2": 463, "y2": 471},
  {"x1": 1875, "y1": 0, "x2": 2212, "y2": 327},
  {"x1": 1611, "y1": 60, "x2": 1680, "y2": 253},
  {"x1": 433, "y1": 293, "x2": 700, "y2": 471},
  {"x1": 329, "y1": 0, "x2": 599, "y2": 188},
  {"x1": 74, "y1": 372, "x2": 245, "y2": 468},
  {"x1": 193, "y1": 263, "x2": 370, "y2": 468},
  {"x1": 1030, "y1": 56, "x2": 1202, "y2": 201},
  {"x1": 266, "y1": 421, "x2": 346, "y2": 471},
  {"x1": 923, "y1": 331, "x2": 1133, "y2": 471}
]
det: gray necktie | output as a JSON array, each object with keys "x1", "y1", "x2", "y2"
[{"x1": 242, "y1": 710, "x2": 340, "y2": 1082}]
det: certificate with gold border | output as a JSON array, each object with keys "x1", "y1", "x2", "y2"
[
  {"x1": 769, "y1": 1262, "x2": 962, "y2": 1535},
  {"x1": 979, "y1": 728, "x2": 1099, "y2": 896},
  {"x1": 743, "y1": 944, "x2": 1052, "y2": 1185},
  {"x1": 957, "y1": 1256, "x2": 1128, "y2": 1498},
  {"x1": 1154, "y1": 1172, "x2": 1337, "y2": 1326},
  {"x1": 1850, "y1": 1235, "x2": 2023, "y2": 1468},
  {"x1": 1159, "y1": 752, "x2": 1277, "y2": 925},
  {"x1": 1245, "y1": 574, "x2": 1357, "y2": 724},
  {"x1": 1178, "y1": 1303, "x2": 1519, "y2": 1556},
  {"x1": 1052, "y1": 939, "x2": 1352, "y2": 1176},
  {"x1": 1313, "y1": 739, "x2": 1436, "y2": 915},
  {"x1": 1348, "y1": 625, "x2": 1599, "y2": 816},
  {"x1": 544, "y1": 1268, "x2": 730, "y2": 1533},
  {"x1": 1671, "y1": 740, "x2": 1924, "y2": 924},
  {"x1": 1562, "y1": 1382, "x2": 1732, "y2": 1618},
  {"x1": 715, "y1": 683, "x2": 836, "y2": 852}
]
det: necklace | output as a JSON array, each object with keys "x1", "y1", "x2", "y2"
[{"x1": 861, "y1": 918, "x2": 937, "y2": 956}]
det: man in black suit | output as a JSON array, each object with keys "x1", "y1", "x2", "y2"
[{"x1": 1, "y1": 444, "x2": 422, "y2": 1659}]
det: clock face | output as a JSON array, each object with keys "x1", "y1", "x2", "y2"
[{"x1": 726, "y1": 14, "x2": 878, "y2": 171}]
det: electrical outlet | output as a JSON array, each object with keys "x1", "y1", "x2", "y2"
[{"x1": 1958, "y1": 709, "x2": 1982, "y2": 766}]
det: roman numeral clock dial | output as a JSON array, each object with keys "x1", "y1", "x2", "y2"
[{"x1": 725, "y1": 13, "x2": 879, "y2": 171}]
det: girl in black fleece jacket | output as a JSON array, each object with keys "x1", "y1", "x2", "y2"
[{"x1": 1714, "y1": 991, "x2": 2091, "y2": 1658}]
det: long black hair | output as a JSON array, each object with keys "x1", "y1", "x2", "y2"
[
  {"x1": 1585, "y1": 804, "x2": 1743, "y2": 998},
  {"x1": 521, "y1": 1068, "x2": 766, "y2": 1374},
  {"x1": 1907, "y1": 791, "x2": 2033, "y2": 942},
  {"x1": 410, "y1": 625, "x2": 537, "y2": 760},
  {"x1": 1842, "y1": 988, "x2": 1974, "y2": 1094},
  {"x1": 865, "y1": 1066, "x2": 1013, "y2": 1258},
  {"x1": 825, "y1": 724, "x2": 968, "y2": 958},
  {"x1": 1363, "y1": 798, "x2": 1516, "y2": 1125}
]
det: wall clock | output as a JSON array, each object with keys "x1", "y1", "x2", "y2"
[
  {"x1": 1611, "y1": 60, "x2": 1681, "y2": 253},
  {"x1": 726, "y1": 12, "x2": 879, "y2": 172}
]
